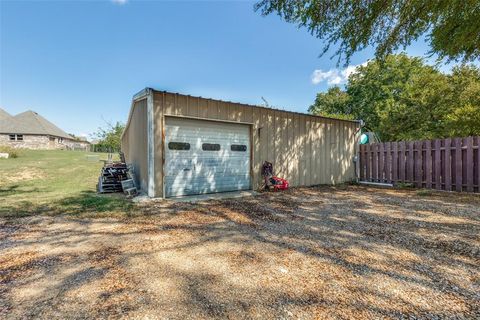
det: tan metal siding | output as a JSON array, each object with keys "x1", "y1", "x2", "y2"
[
  {"x1": 121, "y1": 98, "x2": 148, "y2": 192},
  {"x1": 299, "y1": 115, "x2": 305, "y2": 185},
  {"x1": 148, "y1": 91, "x2": 358, "y2": 197}
]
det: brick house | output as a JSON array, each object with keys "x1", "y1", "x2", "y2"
[{"x1": 0, "y1": 107, "x2": 90, "y2": 150}]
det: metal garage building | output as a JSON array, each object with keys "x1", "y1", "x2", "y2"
[{"x1": 121, "y1": 88, "x2": 360, "y2": 198}]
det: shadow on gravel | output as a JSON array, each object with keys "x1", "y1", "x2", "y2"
[{"x1": 1, "y1": 185, "x2": 479, "y2": 318}]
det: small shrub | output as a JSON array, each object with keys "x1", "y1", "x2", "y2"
[
  {"x1": 416, "y1": 189, "x2": 433, "y2": 197},
  {"x1": 0, "y1": 146, "x2": 20, "y2": 158},
  {"x1": 396, "y1": 182, "x2": 414, "y2": 189}
]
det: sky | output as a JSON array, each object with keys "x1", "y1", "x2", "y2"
[{"x1": 0, "y1": 0, "x2": 449, "y2": 138}]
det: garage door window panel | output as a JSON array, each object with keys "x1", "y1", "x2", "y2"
[
  {"x1": 202, "y1": 143, "x2": 221, "y2": 151},
  {"x1": 231, "y1": 144, "x2": 247, "y2": 152},
  {"x1": 168, "y1": 142, "x2": 190, "y2": 150}
]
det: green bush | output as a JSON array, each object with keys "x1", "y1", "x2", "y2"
[
  {"x1": 416, "y1": 189, "x2": 433, "y2": 197},
  {"x1": 0, "y1": 146, "x2": 20, "y2": 158},
  {"x1": 396, "y1": 182, "x2": 414, "y2": 189}
]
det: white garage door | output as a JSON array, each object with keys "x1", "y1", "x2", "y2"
[{"x1": 164, "y1": 117, "x2": 251, "y2": 197}]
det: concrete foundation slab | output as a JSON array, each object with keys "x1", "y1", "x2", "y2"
[{"x1": 169, "y1": 190, "x2": 258, "y2": 202}]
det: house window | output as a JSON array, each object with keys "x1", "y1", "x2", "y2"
[
  {"x1": 49, "y1": 137, "x2": 55, "y2": 141},
  {"x1": 58, "y1": 137, "x2": 64, "y2": 143},
  {"x1": 202, "y1": 143, "x2": 221, "y2": 151},
  {"x1": 9, "y1": 134, "x2": 23, "y2": 141},
  {"x1": 168, "y1": 142, "x2": 190, "y2": 150},
  {"x1": 231, "y1": 144, "x2": 247, "y2": 152}
]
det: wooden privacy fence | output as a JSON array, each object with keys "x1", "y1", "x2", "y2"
[{"x1": 359, "y1": 136, "x2": 480, "y2": 192}]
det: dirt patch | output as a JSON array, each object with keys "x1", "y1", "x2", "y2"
[
  {"x1": 0, "y1": 185, "x2": 479, "y2": 319},
  {"x1": 3, "y1": 168, "x2": 45, "y2": 183}
]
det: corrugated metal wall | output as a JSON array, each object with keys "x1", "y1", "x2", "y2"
[
  {"x1": 121, "y1": 98, "x2": 148, "y2": 192},
  {"x1": 151, "y1": 91, "x2": 359, "y2": 198}
]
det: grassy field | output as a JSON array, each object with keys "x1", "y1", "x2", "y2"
[{"x1": 0, "y1": 150, "x2": 130, "y2": 218}]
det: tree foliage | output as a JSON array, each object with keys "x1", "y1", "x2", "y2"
[
  {"x1": 309, "y1": 54, "x2": 480, "y2": 141},
  {"x1": 93, "y1": 121, "x2": 125, "y2": 152},
  {"x1": 308, "y1": 87, "x2": 354, "y2": 120},
  {"x1": 255, "y1": 0, "x2": 480, "y2": 64}
]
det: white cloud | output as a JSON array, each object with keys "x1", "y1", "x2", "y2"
[
  {"x1": 111, "y1": 0, "x2": 127, "y2": 5},
  {"x1": 311, "y1": 62, "x2": 368, "y2": 86}
]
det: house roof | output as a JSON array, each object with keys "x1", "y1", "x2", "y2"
[
  {"x1": 0, "y1": 108, "x2": 74, "y2": 139},
  {"x1": 0, "y1": 108, "x2": 13, "y2": 121}
]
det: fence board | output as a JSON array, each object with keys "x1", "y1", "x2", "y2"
[
  {"x1": 392, "y1": 142, "x2": 398, "y2": 181},
  {"x1": 399, "y1": 142, "x2": 406, "y2": 182},
  {"x1": 385, "y1": 142, "x2": 391, "y2": 182},
  {"x1": 360, "y1": 145, "x2": 365, "y2": 181},
  {"x1": 379, "y1": 143, "x2": 384, "y2": 182},
  {"x1": 466, "y1": 137, "x2": 474, "y2": 192},
  {"x1": 426, "y1": 140, "x2": 432, "y2": 189},
  {"x1": 443, "y1": 139, "x2": 451, "y2": 191},
  {"x1": 408, "y1": 142, "x2": 414, "y2": 183},
  {"x1": 415, "y1": 141, "x2": 423, "y2": 188},
  {"x1": 358, "y1": 136, "x2": 477, "y2": 193},
  {"x1": 477, "y1": 136, "x2": 480, "y2": 192},
  {"x1": 455, "y1": 138, "x2": 462, "y2": 192},
  {"x1": 367, "y1": 144, "x2": 372, "y2": 181},
  {"x1": 434, "y1": 139, "x2": 441, "y2": 190}
]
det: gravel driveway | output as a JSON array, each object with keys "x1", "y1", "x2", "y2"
[{"x1": 1, "y1": 186, "x2": 479, "y2": 319}]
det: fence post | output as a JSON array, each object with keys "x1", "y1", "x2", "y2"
[{"x1": 372, "y1": 144, "x2": 377, "y2": 181}]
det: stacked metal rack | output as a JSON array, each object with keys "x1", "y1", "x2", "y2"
[
  {"x1": 97, "y1": 153, "x2": 137, "y2": 196},
  {"x1": 97, "y1": 163, "x2": 130, "y2": 193}
]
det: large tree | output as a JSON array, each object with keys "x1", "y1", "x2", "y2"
[
  {"x1": 255, "y1": 0, "x2": 480, "y2": 64},
  {"x1": 309, "y1": 54, "x2": 480, "y2": 141},
  {"x1": 308, "y1": 86, "x2": 353, "y2": 120},
  {"x1": 444, "y1": 65, "x2": 480, "y2": 137}
]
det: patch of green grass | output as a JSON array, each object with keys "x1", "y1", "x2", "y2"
[
  {"x1": 0, "y1": 150, "x2": 132, "y2": 218},
  {"x1": 58, "y1": 191, "x2": 133, "y2": 216}
]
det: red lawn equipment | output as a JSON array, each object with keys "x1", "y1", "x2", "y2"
[{"x1": 261, "y1": 161, "x2": 289, "y2": 191}]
